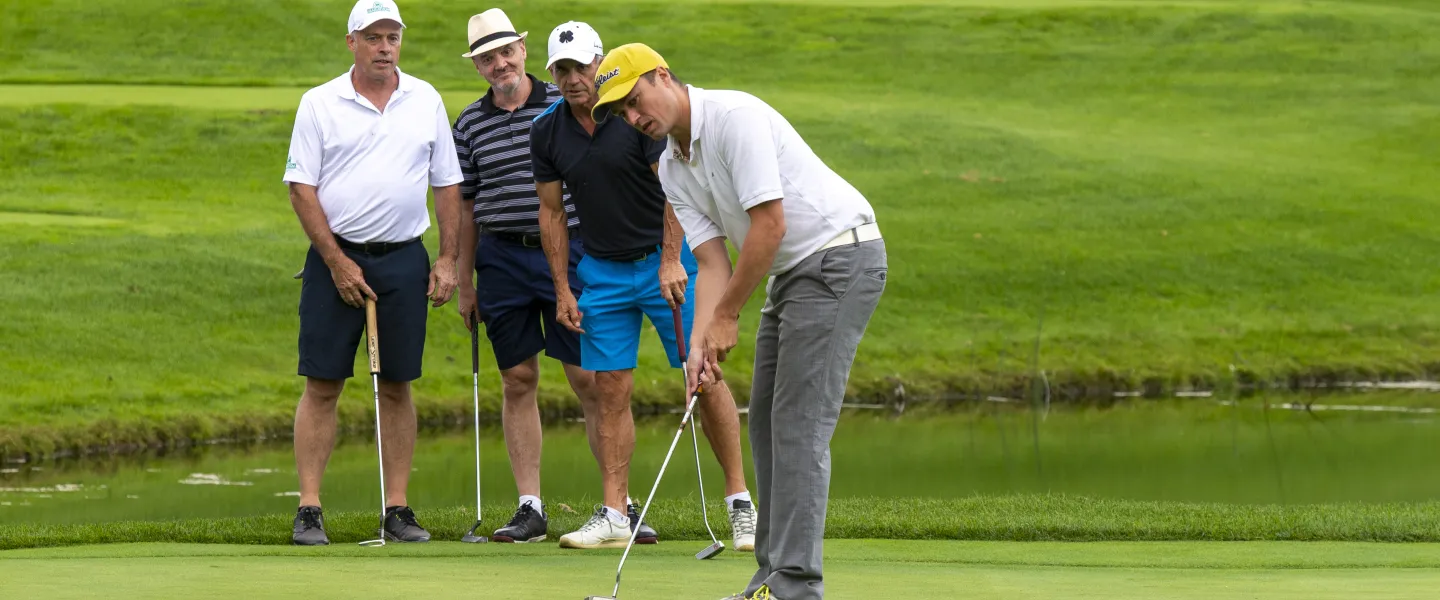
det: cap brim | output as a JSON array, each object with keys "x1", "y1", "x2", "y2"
[
  {"x1": 591, "y1": 74, "x2": 639, "y2": 122},
  {"x1": 545, "y1": 49, "x2": 599, "y2": 70},
  {"x1": 353, "y1": 16, "x2": 405, "y2": 34},
  {"x1": 461, "y1": 32, "x2": 528, "y2": 59}
]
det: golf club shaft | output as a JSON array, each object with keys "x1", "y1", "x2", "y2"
[
  {"x1": 365, "y1": 298, "x2": 387, "y2": 544},
  {"x1": 471, "y1": 313, "x2": 483, "y2": 522},
  {"x1": 673, "y1": 307, "x2": 722, "y2": 545},
  {"x1": 610, "y1": 386, "x2": 704, "y2": 598}
]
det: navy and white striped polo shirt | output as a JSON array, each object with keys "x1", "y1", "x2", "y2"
[{"x1": 452, "y1": 74, "x2": 578, "y2": 234}]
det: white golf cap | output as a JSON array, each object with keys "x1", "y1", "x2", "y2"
[
  {"x1": 462, "y1": 8, "x2": 528, "y2": 58},
  {"x1": 545, "y1": 21, "x2": 603, "y2": 69},
  {"x1": 348, "y1": 0, "x2": 405, "y2": 33}
]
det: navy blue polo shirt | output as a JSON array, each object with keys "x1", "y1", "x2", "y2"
[{"x1": 530, "y1": 99, "x2": 668, "y2": 261}]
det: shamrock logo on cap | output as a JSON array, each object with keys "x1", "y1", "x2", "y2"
[{"x1": 559, "y1": 30, "x2": 574, "y2": 43}]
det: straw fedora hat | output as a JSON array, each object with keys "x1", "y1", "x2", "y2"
[{"x1": 461, "y1": 8, "x2": 528, "y2": 58}]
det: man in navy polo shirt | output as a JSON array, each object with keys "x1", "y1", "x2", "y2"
[{"x1": 530, "y1": 22, "x2": 757, "y2": 551}]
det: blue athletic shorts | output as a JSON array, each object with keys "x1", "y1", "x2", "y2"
[
  {"x1": 575, "y1": 243, "x2": 698, "y2": 372},
  {"x1": 474, "y1": 233, "x2": 585, "y2": 371}
]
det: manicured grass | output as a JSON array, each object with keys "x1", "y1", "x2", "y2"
[
  {"x1": 2, "y1": 0, "x2": 1440, "y2": 458},
  {"x1": 5, "y1": 494, "x2": 1440, "y2": 551},
  {"x1": 3, "y1": 540, "x2": 1440, "y2": 599}
]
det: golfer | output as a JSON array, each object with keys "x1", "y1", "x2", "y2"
[
  {"x1": 450, "y1": 8, "x2": 607, "y2": 544},
  {"x1": 282, "y1": 0, "x2": 463, "y2": 546},
  {"x1": 593, "y1": 44, "x2": 888, "y2": 599},
  {"x1": 529, "y1": 22, "x2": 757, "y2": 551}
]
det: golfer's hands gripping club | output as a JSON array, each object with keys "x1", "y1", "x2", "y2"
[
  {"x1": 689, "y1": 313, "x2": 739, "y2": 395},
  {"x1": 457, "y1": 287, "x2": 480, "y2": 331},
  {"x1": 556, "y1": 290, "x2": 585, "y2": 334},
  {"x1": 427, "y1": 256, "x2": 458, "y2": 308},
  {"x1": 658, "y1": 258, "x2": 688, "y2": 310},
  {"x1": 327, "y1": 254, "x2": 376, "y2": 309}
]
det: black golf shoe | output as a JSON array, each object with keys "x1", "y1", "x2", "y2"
[
  {"x1": 492, "y1": 500, "x2": 548, "y2": 543},
  {"x1": 628, "y1": 503, "x2": 659, "y2": 544},
  {"x1": 292, "y1": 505, "x2": 329, "y2": 546},
  {"x1": 382, "y1": 506, "x2": 431, "y2": 542}
]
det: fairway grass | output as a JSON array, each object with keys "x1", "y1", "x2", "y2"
[{"x1": 4, "y1": 540, "x2": 1440, "y2": 600}]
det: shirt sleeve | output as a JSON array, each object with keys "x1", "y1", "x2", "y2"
[
  {"x1": 530, "y1": 115, "x2": 561, "y2": 184},
  {"x1": 715, "y1": 106, "x2": 784, "y2": 210},
  {"x1": 660, "y1": 162, "x2": 725, "y2": 251},
  {"x1": 429, "y1": 98, "x2": 465, "y2": 187},
  {"x1": 282, "y1": 94, "x2": 322, "y2": 186},
  {"x1": 454, "y1": 111, "x2": 479, "y2": 201}
]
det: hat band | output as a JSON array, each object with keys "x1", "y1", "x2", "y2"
[{"x1": 469, "y1": 30, "x2": 518, "y2": 52}]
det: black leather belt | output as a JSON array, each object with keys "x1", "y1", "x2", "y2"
[
  {"x1": 334, "y1": 235, "x2": 420, "y2": 255},
  {"x1": 605, "y1": 246, "x2": 660, "y2": 262},
  {"x1": 488, "y1": 226, "x2": 579, "y2": 248}
]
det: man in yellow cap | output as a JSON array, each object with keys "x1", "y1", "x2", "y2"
[{"x1": 592, "y1": 43, "x2": 888, "y2": 600}]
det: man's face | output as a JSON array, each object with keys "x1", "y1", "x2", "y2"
[
  {"x1": 347, "y1": 21, "x2": 403, "y2": 79},
  {"x1": 548, "y1": 58, "x2": 599, "y2": 107},
  {"x1": 612, "y1": 71, "x2": 679, "y2": 140},
  {"x1": 473, "y1": 41, "x2": 527, "y2": 94}
]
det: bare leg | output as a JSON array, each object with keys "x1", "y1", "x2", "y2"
[
  {"x1": 377, "y1": 379, "x2": 417, "y2": 508},
  {"x1": 295, "y1": 377, "x2": 344, "y2": 508},
  {"x1": 697, "y1": 379, "x2": 749, "y2": 496},
  {"x1": 500, "y1": 356, "x2": 543, "y2": 498},
  {"x1": 562, "y1": 362, "x2": 601, "y2": 465},
  {"x1": 593, "y1": 369, "x2": 636, "y2": 513}
]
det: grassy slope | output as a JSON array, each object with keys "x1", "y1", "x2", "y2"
[
  {"x1": 3, "y1": 541, "x2": 1440, "y2": 600},
  {"x1": 5, "y1": 495, "x2": 1440, "y2": 550},
  {"x1": 2, "y1": 0, "x2": 1440, "y2": 457}
]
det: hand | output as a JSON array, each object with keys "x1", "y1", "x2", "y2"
[
  {"x1": 658, "y1": 258, "x2": 689, "y2": 309},
  {"x1": 556, "y1": 290, "x2": 585, "y2": 334},
  {"x1": 685, "y1": 346, "x2": 719, "y2": 397},
  {"x1": 428, "y1": 257, "x2": 458, "y2": 307},
  {"x1": 698, "y1": 313, "x2": 739, "y2": 386},
  {"x1": 326, "y1": 254, "x2": 376, "y2": 308},
  {"x1": 456, "y1": 287, "x2": 479, "y2": 331}
]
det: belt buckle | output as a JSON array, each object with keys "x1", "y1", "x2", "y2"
[{"x1": 522, "y1": 235, "x2": 542, "y2": 248}]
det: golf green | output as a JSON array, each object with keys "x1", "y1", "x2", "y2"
[{"x1": 3, "y1": 540, "x2": 1438, "y2": 599}]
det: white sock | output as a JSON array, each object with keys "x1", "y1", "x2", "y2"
[
  {"x1": 519, "y1": 495, "x2": 543, "y2": 516},
  {"x1": 626, "y1": 496, "x2": 635, "y2": 507},
  {"x1": 604, "y1": 505, "x2": 630, "y2": 527},
  {"x1": 725, "y1": 491, "x2": 752, "y2": 509}
]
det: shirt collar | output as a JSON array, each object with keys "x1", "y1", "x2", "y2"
[
  {"x1": 479, "y1": 73, "x2": 550, "y2": 113},
  {"x1": 336, "y1": 65, "x2": 414, "y2": 102},
  {"x1": 669, "y1": 85, "x2": 705, "y2": 163}
]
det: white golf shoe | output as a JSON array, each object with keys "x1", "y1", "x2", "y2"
[
  {"x1": 559, "y1": 506, "x2": 631, "y2": 549},
  {"x1": 729, "y1": 499, "x2": 757, "y2": 552}
]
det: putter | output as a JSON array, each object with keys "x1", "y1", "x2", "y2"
[
  {"x1": 358, "y1": 297, "x2": 387, "y2": 547},
  {"x1": 585, "y1": 372, "x2": 708, "y2": 600},
  {"x1": 461, "y1": 311, "x2": 489, "y2": 543},
  {"x1": 673, "y1": 307, "x2": 725, "y2": 561}
]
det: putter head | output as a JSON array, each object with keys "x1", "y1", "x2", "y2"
[
  {"x1": 583, "y1": 597, "x2": 617, "y2": 600},
  {"x1": 696, "y1": 541, "x2": 725, "y2": 560},
  {"x1": 358, "y1": 538, "x2": 386, "y2": 547},
  {"x1": 461, "y1": 521, "x2": 489, "y2": 543}
]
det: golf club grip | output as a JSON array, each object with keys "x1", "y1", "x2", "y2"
[
  {"x1": 671, "y1": 307, "x2": 686, "y2": 363},
  {"x1": 365, "y1": 298, "x2": 380, "y2": 375},
  {"x1": 470, "y1": 312, "x2": 480, "y2": 373}
]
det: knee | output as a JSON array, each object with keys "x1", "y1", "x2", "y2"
[
  {"x1": 377, "y1": 381, "x2": 412, "y2": 405},
  {"x1": 501, "y1": 362, "x2": 540, "y2": 399},
  {"x1": 593, "y1": 371, "x2": 633, "y2": 414},
  {"x1": 303, "y1": 378, "x2": 343, "y2": 405}
]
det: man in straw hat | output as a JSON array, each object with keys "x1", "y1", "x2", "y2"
[
  {"x1": 282, "y1": 0, "x2": 463, "y2": 545},
  {"x1": 592, "y1": 43, "x2": 888, "y2": 600},
  {"x1": 451, "y1": 8, "x2": 641, "y2": 546},
  {"x1": 528, "y1": 21, "x2": 758, "y2": 552}
]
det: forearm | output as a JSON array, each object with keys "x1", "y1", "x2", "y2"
[
  {"x1": 715, "y1": 212, "x2": 783, "y2": 320},
  {"x1": 536, "y1": 184, "x2": 572, "y2": 293},
  {"x1": 690, "y1": 243, "x2": 733, "y2": 348},
  {"x1": 288, "y1": 183, "x2": 344, "y2": 266},
  {"x1": 432, "y1": 184, "x2": 462, "y2": 263},
  {"x1": 456, "y1": 199, "x2": 478, "y2": 287},
  {"x1": 662, "y1": 202, "x2": 683, "y2": 265}
]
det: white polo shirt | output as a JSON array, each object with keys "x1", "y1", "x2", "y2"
[
  {"x1": 658, "y1": 86, "x2": 877, "y2": 276},
  {"x1": 283, "y1": 66, "x2": 464, "y2": 243}
]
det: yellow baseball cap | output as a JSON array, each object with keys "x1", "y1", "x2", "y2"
[{"x1": 591, "y1": 43, "x2": 668, "y2": 122}]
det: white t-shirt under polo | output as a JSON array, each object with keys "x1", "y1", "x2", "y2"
[
  {"x1": 658, "y1": 86, "x2": 876, "y2": 276},
  {"x1": 283, "y1": 66, "x2": 464, "y2": 243}
]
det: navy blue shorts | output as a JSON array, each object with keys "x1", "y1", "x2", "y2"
[
  {"x1": 475, "y1": 233, "x2": 585, "y2": 371},
  {"x1": 297, "y1": 239, "x2": 429, "y2": 382}
]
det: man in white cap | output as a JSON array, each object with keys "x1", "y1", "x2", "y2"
[
  {"x1": 592, "y1": 43, "x2": 887, "y2": 600},
  {"x1": 529, "y1": 22, "x2": 758, "y2": 552},
  {"x1": 282, "y1": 0, "x2": 464, "y2": 545},
  {"x1": 450, "y1": 8, "x2": 610, "y2": 545}
]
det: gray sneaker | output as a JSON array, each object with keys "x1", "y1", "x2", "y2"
[
  {"x1": 292, "y1": 505, "x2": 329, "y2": 546},
  {"x1": 729, "y1": 499, "x2": 757, "y2": 551},
  {"x1": 382, "y1": 506, "x2": 431, "y2": 542}
]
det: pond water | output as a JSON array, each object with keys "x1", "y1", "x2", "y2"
[{"x1": 2, "y1": 393, "x2": 1438, "y2": 525}]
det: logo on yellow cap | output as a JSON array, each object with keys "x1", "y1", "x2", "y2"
[{"x1": 591, "y1": 43, "x2": 670, "y2": 121}]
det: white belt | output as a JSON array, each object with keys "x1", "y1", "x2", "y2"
[{"x1": 818, "y1": 222, "x2": 882, "y2": 252}]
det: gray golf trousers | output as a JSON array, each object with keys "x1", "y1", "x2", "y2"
[{"x1": 745, "y1": 238, "x2": 887, "y2": 600}]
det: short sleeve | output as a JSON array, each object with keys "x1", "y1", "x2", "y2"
[
  {"x1": 530, "y1": 113, "x2": 561, "y2": 184},
  {"x1": 454, "y1": 111, "x2": 479, "y2": 201},
  {"x1": 429, "y1": 98, "x2": 465, "y2": 187},
  {"x1": 715, "y1": 106, "x2": 784, "y2": 210},
  {"x1": 283, "y1": 94, "x2": 322, "y2": 186}
]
